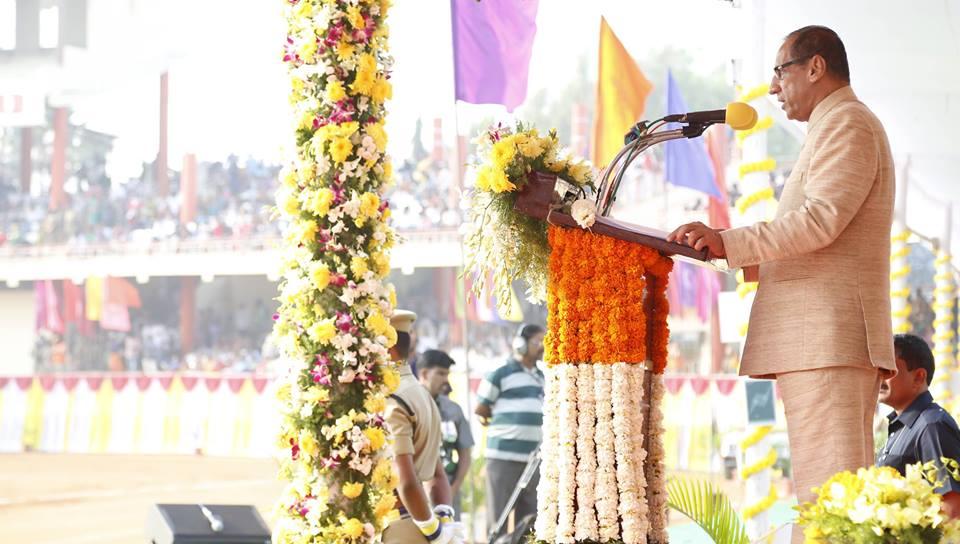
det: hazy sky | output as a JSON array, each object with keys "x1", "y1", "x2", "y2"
[{"x1": 65, "y1": 0, "x2": 745, "y2": 179}]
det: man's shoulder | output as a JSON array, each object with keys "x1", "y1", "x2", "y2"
[
  {"x1": 487, "y1": 360, "x2": 523, "y2": 381},
  {"x1": 437, "y1": 395, "x2": 466, "y2": 417},
  {"x1": 920, "y1": 403, "x2": 960, "y2": 427}
]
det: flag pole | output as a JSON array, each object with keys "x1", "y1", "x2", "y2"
[{"x1": 449, "y1": 0, "x2": 476, "y2": 534}]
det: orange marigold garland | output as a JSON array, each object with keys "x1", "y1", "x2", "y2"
[{"x1": 544, "y1": 226, "x2": 672, "y2": 368}]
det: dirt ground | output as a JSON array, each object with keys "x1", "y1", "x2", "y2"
[
  {"x1": 0, "y1": 453, "x2": 283, "y2": 544},
  {"x1": 0, "y1": 453, "x2": 778, "y2": 543}
]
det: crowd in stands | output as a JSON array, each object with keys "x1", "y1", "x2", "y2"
[{"x1": 0, "y1": 154, "x2": 464, "y2": 249}]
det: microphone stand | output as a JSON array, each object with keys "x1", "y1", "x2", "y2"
[{"x1": 596, "y1": 120, "x2": 718, "y2": 217}]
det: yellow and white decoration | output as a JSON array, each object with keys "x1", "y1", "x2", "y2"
[
  {"x1": 274, "y1": 0, "x2": 399, "y2": 542},
  {"x1": 0, "y1": 374, "x2": 276, "y2": 456}
]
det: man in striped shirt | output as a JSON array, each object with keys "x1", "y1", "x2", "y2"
[{"x1": 475, "y1": 323, "x2": 545, "y2": 531}]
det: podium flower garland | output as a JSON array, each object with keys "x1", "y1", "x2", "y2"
[
  {"x1": 464, "y1": 123, "x2": 595, "y2": 308},
  {"x1": 272, "y1": 1, "x2": 399, "y2": 542},
  {"x1": 536, "y1": 226, "x2": 673, "y2": 544}
]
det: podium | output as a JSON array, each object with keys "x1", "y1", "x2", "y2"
[{"x1": 514, "y1": 171, "x2": 705, "y2": 544}]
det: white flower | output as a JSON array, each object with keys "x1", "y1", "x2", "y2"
[
  {"x1": 331, "y1": 333, "x2": 356, "y2": 351},
  {"x1": 342, "y1": 195, "x2": 361, "y2": 218},
  {"x1": 299, "y1": 403, "x2": 314, "y2": 419},
  {"x1": 349, "y1": 455, "x2": 373, "y2": 475},
  {"x1": 570, "y1": 198, "x2": 596, "y2": 229}
]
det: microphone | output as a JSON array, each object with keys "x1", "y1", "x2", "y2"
[{"x1": 663, "y1": 102, "x2": 758, "y2": 130}]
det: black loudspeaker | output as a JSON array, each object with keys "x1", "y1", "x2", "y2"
[{"x1": 146, "y1": 504, "x2": 271, "y2": 544}]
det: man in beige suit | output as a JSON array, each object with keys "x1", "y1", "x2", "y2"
[{"x1": 669, "y1": 26, "x2": 897, "y2": 542}]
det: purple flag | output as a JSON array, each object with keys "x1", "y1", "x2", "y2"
[
  {"x1": 664, "y1": 70, "x2": 721, "y2": 198},
  {"x1": 451, "y1": 0, "x2": 540, "y2": 112}
]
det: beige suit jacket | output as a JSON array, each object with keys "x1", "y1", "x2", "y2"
[{"x1": 720, "y1": 86, "x2": 897, "y2": 377}]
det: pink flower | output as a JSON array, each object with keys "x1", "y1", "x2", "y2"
[
  {"x1": 321, "y1": 457, "x2": 340, "y2": 470},
  {"x1": 335, "y1": 311, "x2": 353, "y2": 333},
  {"x1": 289, "y1": 438, "x2": 300, "y2": 460}
]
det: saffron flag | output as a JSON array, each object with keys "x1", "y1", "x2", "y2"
[
  {"x1": 705, "y1": 126, "x2": 732, "y2": 229},
  {"x1": 664, "y1": 71, "x2": 721, "y2": 198},
  {"x1": 451, "y1": 0, "x2": 540, "y2": 112},
  {"x1": 591, "y1": 17, "x2": 652, "y2": 168}
]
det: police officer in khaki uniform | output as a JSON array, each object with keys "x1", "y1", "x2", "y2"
[{"x1": 382, "y1": 310, "x2": 464, "y2": 544}]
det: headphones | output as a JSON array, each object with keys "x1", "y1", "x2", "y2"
[{"x1": 512, "y1": 324, "x2": 543, "y2": 356}]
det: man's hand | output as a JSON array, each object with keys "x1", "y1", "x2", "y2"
[
  {"x1": 434, "y1": 504, "x2": 456, "y2": 523},
  {"x1": 667, "y1": 221, "x2": 726, "y2": 259},
  {"x1": 474, "y1": 403, "x2": 492, "y2": 426}
]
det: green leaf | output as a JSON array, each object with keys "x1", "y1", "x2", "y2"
[{"x1": 666, "y1": 477, "x2": 750, "y2": 544}]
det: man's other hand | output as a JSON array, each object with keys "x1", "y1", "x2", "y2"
[{"x1": 667, "y1": 222, "x2": 726, "y2": 259}]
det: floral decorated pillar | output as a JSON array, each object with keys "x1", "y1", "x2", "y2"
[{"x1": 272, "y1": 0, "x2": 400, "y2": 542}]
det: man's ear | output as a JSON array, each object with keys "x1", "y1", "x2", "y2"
[
  {"x1": 915, "y1": 368, "x2": 929, "y2": 388},
  {"x1": 809, "y1": 54, "x2": 827, "y2": 83}
]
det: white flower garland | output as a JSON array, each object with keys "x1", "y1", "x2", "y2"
[
  {"x1": 535, "y1": 365, "x2": 667, "y2": 544},
  {"x1": 645, "y1": 371, "x2": 669, "y2": 541},
  {"x1": 556, "y1": 364, "x2": 580, "y2": 543},
  {"x1": 593, "y1": 363, "x2": 620, "y2": 540},
  {"x1": 574, "y1": 363, "x2": 599, "y2": 541},
  {"x1": 535, "y1": 364, "x2": 561, "y2": 542},
  {"x1": 612, "y1": 363, "x2": 647, "y2": 544}
]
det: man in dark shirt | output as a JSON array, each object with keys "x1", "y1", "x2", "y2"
[
  {"x1": 877, "y1": 333, "x2": 960, "y2": 518},
  {"x1": 417, "y1": 349, "x2": 474, "y2": 520}
]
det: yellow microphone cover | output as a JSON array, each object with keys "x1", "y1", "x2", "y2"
[{"x1": 725, "y1": 102, "x2": 758, "y2": 130}]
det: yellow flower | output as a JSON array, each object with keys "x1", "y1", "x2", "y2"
[
  {"x1": 364, "y1": 394, "x2": 386, "y2": 413},
  {"x1": 277, "y1": 188, "x2": 300, "y2": 216},
  {"x1": 299, "y1": 160, "x2": 316, "y2": 184},
  {"x1": 384, "y1": 326, "x2": 397, "y2": 348},
  {"x1": 342, "y1": 482, "x2": 364, "y2": 499},
  {"x1": 359, "y1": 192, "x2": 380, "y2": 220},
  {"x1": 351, "y1": 68, "x2": 376, "y2": 96},
  {"x1": 350, "y1": 256, "x2": 369, "y2": 278},
  {"x1": 516, "y1": 133, "x2": 544, "y2": 158},
  {"x1": 365, "y1": 122, "x2": 388, "y2": 153},
  {"x1": 298, "y1": 430, "x2": 319, "y2": 459},
  {"x1": 371, "y1": 252, "x2": 390, "y2": 277},
  {"x1": 366, "y1": 309, "x2": 389, "y2": 336},
  {"x1": 474, "y1": 166, "x2": 493, "y2": 192},
  {"x1": 297, "y1": 107, "x2": 316, "y2": 130},
  {"x1": 342, "y1": 518, "x2": 364, "y2": 539},
  {"x1": 297, "y1": 38, "x2": 318, "y2": 64},
  {"x1": 364, "y1": 427, "x2": 386, "y2": 451},
  {"x1": 381, "y1": 367, "x2": 400, "y2": 392},
  {"x1": 358, "y1": 52, "x2": 377, "y2": 73},
  {"x1": 303, "y1": 386, "x2": 329, "y2": 405},
  {"x1": 298, "y1": 220, "x2": 319, "y2": 246},
  {"x1": 490, "y1": 170, "x2": 516, "y2": 193},
  {"x1": 373, "y1": 458, "x2": 395, "y2": 487},
  {"x1": 308, "y1": 318, "x2": 337, "y2": 344},
  {"x1": 383, "y1": 160, "x2": 393, "y2": 182},
  {"x1": 336, "y1": 40, "x2": 355, "y2": 62},
  {"x1": 308, "y1": 188, "x2": 335, "y2": 217},
  {"x1": 374, "y1": 492, "x2": 396, "y2": 519},
  {"x1": 276, "y1": 382, "x2": 292, "y2": 402},
  {"x1": 388, "y1": 284, "x2": 397, "y2": 308},
  {"x1": 371, "y1": 77, "x2": 392, "y2": 103},
  {"x1": 346, "y1": 6, "x2": 365, "y2": 29},
  {"x1": 491, "y1": 137, "x2": 517, "y2": 168},
  {"x1": 330, "y1": 137, "x2": 353, "y2": 164},
  {"x1": 281, "y1": 166, "x2": 299, "y2": 189},
  {"x1": 310, "y1": 263, "x2": 331, "y2": 290},
  {"x1": 293, "y1": 0, "x2": 313, "y2": 19},
  {"x1": 326, "y1": 80, "x2": 347, "y2": 103}
]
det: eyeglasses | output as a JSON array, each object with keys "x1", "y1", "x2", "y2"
[{"x1": 773, "y1": 55, "x2": 813, "y2": 80}]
